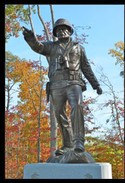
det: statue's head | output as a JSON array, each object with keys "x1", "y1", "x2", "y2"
[{"x1": 53, "y1": 18, "x2": 74, "y2": 39}]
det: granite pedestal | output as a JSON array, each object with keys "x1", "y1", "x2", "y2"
[{"x1": 23, "y1": 163, "x2": 112, "y2": 179}]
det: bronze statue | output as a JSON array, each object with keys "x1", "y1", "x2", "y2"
[{"x1": 22, "y1": 18, "x2": 102, "y2": 163}]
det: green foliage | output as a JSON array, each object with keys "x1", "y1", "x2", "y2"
[
  {"x1": 85, "y1": 136, "x2": 124, "y2": 179},
  {"x1": 5, "y1": 5, "x2": 36, "y2": 41}
]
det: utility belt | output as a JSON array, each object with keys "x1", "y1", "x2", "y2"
[
  {"x1": 50, "y1": 70, "x2": 82, "y2": 82},
  {"x1": 46, "y1": 70, "x2": 86, "y2": 102}
]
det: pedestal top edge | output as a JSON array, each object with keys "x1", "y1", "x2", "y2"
[{"x1": 24, "y1": 162, "x2": 111, "y2": 167}]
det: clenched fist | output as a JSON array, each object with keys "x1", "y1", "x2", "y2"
[{"x1": 96, "y1": 86, "x2": 103, "y2": 95}]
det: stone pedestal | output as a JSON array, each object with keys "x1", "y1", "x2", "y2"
[{"x1": 23, "y1": 163, "x2": 112, "y2": 179}]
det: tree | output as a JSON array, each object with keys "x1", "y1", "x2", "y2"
[
  {"x1": 5, "y1": 5, "x2": 124, "y2": 179},
  {"x1": 99, "y1": 67, "x2": 124, "y2": 146},
  {"x1": 91, "y1": 67, "x2": 124, "y2": 179},
  {"x1": 5, "y1": 4, "x2": 57, "y2": 159},
  {"x1": 5, "y1": 51, "x2": 20, "y2": 111},
  {"x1": 5, "y1": 5, "x2": 36, "y2": 41},
  {"x1": 5, "y1": 52, "x2": 51, "y2": 178},
  {"x1": 108, "y1": 41, "x2": 124, "y2": 77},
  {"x1": 85, "y1": 136, "x2": 124, "y2": 179}
]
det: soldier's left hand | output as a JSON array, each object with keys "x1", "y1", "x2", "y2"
[{"x1": 97, "y1": 86, "x2": 103, "y2": 95}]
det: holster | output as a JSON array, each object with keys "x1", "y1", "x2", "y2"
[
  {"x1": 46, "y1": 82, "x2": 50, "y2": 102},
  {"x1": 81, "y1": 78, "x2": 87, "y2": 91}
]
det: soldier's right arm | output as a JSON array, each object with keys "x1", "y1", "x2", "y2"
[{"x1": 22, "y1": 27, "x2": 50, "y2": 56}]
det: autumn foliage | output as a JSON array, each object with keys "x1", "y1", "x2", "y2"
[
  {"x1": 5, "y1": 55, "x2": 51, "y2": 178},
  {"x1": 5, "y1": 5, "x2": 124, "y2": 179},
  {"x1": 5, "y1": 53, "x2": 124, "y2": 178}
]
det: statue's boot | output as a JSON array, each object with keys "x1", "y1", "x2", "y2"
[
  {"x1": 55, "y1": 146, "x2": 73, "y2": 156},
  {"x1": 71, "y1": 104, "x2": 85, "y2": 152},
  {"x1": 73, "y1": 137, "x2": 85, "y2": 152},
  {"x1": 55, "y1": 122, "x2": 73, "y2": 156}
]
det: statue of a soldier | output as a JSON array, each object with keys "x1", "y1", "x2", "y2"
[{"x1": 22, "y1": 18, "x2": 102, "y2": 163}]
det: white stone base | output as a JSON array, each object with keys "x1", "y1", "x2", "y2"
[{"x1": 23, "y1": 163, "x2": 112, "y2": 179}]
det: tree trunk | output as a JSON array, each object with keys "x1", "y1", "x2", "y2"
[{"x1": 49, "y1": 96, "x2": 57, "y2": 156}]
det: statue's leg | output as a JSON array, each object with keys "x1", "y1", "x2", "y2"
[
  {"x1": 67, "y1": 85, "x2": 85, "y2": 152},
  {"x1": 51, "y1": 88, "x2": 73, "y2": 155}
]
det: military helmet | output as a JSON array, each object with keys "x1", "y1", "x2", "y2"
[{"x1": 53, "y1": 18, "x2": 74, "y2": 37}]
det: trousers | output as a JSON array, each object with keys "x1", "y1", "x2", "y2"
[{"x1": 51, "y1": 84, "x2": 85, "y2": 150}]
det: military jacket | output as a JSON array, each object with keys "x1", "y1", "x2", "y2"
[{"x1": 24, "y1": 36, "x2": 100, "y2": 90}]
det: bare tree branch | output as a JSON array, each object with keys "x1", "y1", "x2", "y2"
[
  {"x1": 98, "y1": 67, "x2": 124, "y2": 145},
  {"x1": 37, "y1": 5, "x2": 50, "y2": 41},
  {"x1": 28, "y1": 5, "x2": 36, "y2": 37},
  {"x1": 49, "y1": 5, "x2": 56, "y2": 41}
]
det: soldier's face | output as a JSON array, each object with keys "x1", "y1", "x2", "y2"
[{"x1": 56, "y1": 25, "x2": 71, "y2": 39}]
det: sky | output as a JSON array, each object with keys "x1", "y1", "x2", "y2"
[{"x1": 6, "y1": 4, "x2": 124, "y2": 134}]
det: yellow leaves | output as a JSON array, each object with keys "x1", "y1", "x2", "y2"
[
  {"x1": 108, "y1": 41, "x2": 124, "y2": 67},
  {"x1": 115, "y1": 41, "x2": 124, "y2": 50},
  {"x1": 85, "y1": 136, "x2": 124, "y2": 179},
  {"x1": 6, "y1": 52, "x2": 51, "y2": 176},
  {"x1": 7, "y1": 57, "x2": 48, "y2": 114}
]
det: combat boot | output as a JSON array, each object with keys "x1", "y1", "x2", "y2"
[
  {"x1": 55, "y1": 146, "x2": 73, "y2": 156},
  {"x1": 71, "y1": 104, "x2": 85, "y2": 153}
]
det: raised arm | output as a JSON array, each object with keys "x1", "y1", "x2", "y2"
[{"x1": 22, "y1": 26, "x2": 45, "y2": 55}]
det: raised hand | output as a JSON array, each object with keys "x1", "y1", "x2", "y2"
[{"x1": 22, "y1": 26, "x2": 34, "y2": 40}]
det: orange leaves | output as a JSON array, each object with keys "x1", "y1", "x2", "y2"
[
  {"x1": 6, "y1": 55, "x2": 48, "y2": 117},
  {"x1": 5, "y1": 5, "x2": 30, "y2": 41},
  {"x1": 5, "y1": 53, "x2": 51, "y2": 178},
  {"x1": 85, "y1": 136, "x2": 124, "y2": 179}
]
